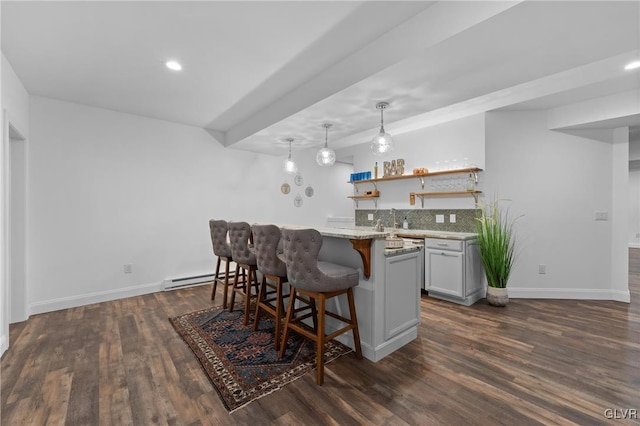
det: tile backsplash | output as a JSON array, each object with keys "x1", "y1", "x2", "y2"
[{"x1": 355, "y1": 209, "x2": 479, "y2": 233}]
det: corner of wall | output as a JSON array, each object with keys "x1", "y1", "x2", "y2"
[{"x1": 0, "y1": 333, "x2": 7, "y2": 357}]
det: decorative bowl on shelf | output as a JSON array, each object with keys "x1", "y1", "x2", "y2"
[{"x1": 412, "y1": 168, "x2": 429, "y2": 175}]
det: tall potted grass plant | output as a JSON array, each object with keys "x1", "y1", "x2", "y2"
[{"x1": 475, "y1": 198, "x2": 520, "y2": 306}]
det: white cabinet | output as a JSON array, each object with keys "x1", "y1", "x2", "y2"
[
  {"x1": 425, "y1": 237, "x2": 483, "y2": 306},
  {"x1": 384, "y1": 250, "x2": 421, "y2": 339}
]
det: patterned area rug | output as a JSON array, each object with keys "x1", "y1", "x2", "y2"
[{"x1": 170, "y1": 306, "x2": 352, "y2": 413}]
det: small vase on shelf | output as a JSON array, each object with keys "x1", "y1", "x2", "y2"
[{"x1": 466, "y1": 173, "x2": 476, "y2": 192}]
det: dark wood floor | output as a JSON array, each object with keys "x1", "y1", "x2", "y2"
[{"x1": 2, "y1": 250, "x2": 639, "y2": 425}]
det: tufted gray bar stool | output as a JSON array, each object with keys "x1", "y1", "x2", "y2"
[
  {"x1": 228, "y1": 221, "x2": 260, "y2": 326},
  {"x1": 250, "y1": 224, "x2": 290, "y2": 350},
  {"x1": 209, "y1": 219, "x2": 236, "y2": 308},
  {"x1": 279, "y1": 228, "x2": 363, "y2": 385}
]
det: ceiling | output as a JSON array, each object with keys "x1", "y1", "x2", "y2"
[{"x1": 2, "y1": 1, "x2": 639, "y2": 156}]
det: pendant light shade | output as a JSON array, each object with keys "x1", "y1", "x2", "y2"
[
  {"x1": 370, "y1": 102, "x2": 394, "y2": 156},
  {"x1": 316, "y1": 123, "x2": 336, "y2": 167},
  {"x1": 283, "y1": 138, "x2": 298, "y2": 174}
]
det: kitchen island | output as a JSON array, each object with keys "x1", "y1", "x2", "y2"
[{"x1": 278, "y1": 224, "x2": 422, "y2": 362}]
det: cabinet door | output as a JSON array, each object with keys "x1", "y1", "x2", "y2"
[
  {"x1": 425, "y1": 249, "x2": 464, "y2": 297},
  {"x1": 384, "y1": 251, "x2": 421, "y2": 340}
]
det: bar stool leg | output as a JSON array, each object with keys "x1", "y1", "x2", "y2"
[
  {"x1": 229, "y1": 264, "x2": 241, "y2": 311},
  {"x1": 279, "y1": 288, "x2": 297, "y2": 357},
  {"x1": 222, "y1": 260, "x2": 231, "y2": 309},
  {"x1": 274, "y1": 277, "x2": 284, "y2": 350},
  {"x1": 347, "y1": 288, "x2": 363, "y2": 359},
  {"x1": 243, "y1": 267, "x2": 258, "y2": 326},
  {"x1": 253, "y1": 275, "x2": 267, "y2": 331},
  {"x1": 316, "y1": 294, "x2": 326, "y2": 385},
  {"x1": 211, "y1": 257, "x2": 222, "y2": 300}
]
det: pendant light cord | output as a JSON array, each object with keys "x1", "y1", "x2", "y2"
[{"x1": 325, "y1": 125, "x2": 329, "y2": 148}]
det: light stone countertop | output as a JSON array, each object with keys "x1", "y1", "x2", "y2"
[
  {"x1": 393, "y1": 229, "x2": 477, "y2": 240},
  {"x1": 274, "y1": 224, "x2": 388, "y2": 240},
  {"x1": 268, "y1": 224, "x2": 477, "y2": 241}
]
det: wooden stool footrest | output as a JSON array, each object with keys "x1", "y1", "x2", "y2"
[{"x1": 324, "y1": 311, "x2": 352, "y2": 324}]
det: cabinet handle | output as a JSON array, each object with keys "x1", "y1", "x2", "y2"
[{"x1": 437, "y1": 243, "x2": 448, "y2": 247}]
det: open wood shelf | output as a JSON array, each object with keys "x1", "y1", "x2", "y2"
[
  {"x1": 348, "y1": 167, "x2": 482, "y2": 190},
  {"x1": 348, "y1": 195, "x2": 379, "y2": 208},
  {"x1": 411, "y1": 190, "x2": 482, "y2": 207},
  {"x1": 348, "y1": 168, "x2": 483, "y2": 208}
]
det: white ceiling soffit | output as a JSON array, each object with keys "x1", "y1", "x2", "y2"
[
  {"x1": 221, "y1": 0, "x2": 522, "y2": 149},
  {"x1": 2, "y1": 1, "x2": 639, "y2": 156},
  {"x1": 231, "y1": 0, "x2": 640, "y2": 155}
]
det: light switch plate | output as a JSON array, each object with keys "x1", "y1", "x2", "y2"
[
  {"x1": 450, "y1": 214, "x2": 456, "y2": 223},
  {"x1": 594, "y1": 211, "x2": 608, "y2": 221},
  {"x1": 368, "y1": 213, "x2": 374, "y2": 221},
  {"x1": 436, "y1": 214, "x2": 445, "y2": 223}
]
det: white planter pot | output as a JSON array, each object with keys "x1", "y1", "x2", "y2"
[{"x1": 486, "y1": 286, "x2": 509, "y2": 307}]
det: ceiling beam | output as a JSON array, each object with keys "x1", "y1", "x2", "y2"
[
  {"x1": 331, "y1": 51, "x2": 640, "y2": 150},
  {"x1": 219, "y1": 0, "x2": 523, "y2": 147}
]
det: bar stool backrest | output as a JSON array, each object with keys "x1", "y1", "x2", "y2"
[
  {"x1": 209, "y1": 219, "x2": 232, "y2": 258},
  {"x1": 281, "y1": 228, "x2": 325, "y2": 292},
  {"x1": 228, "y1": 221, "x2": 256, "y2": 265},
  {"x1": 252, "y1": 224, "x2": 287, "y2": 277}
]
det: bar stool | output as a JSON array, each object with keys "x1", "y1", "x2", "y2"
[
  {"x1": 279, "y1": 228, "x2": 363, "y2": 385},
  {"x1": 228, "y1": 221, "x2": 260, "y2": 326},
  {"x1": 251, "y1": 224, "x2": 289, "y2": 350},
  {"x1": 209, "y1": 219, "x2": 236, "y2": 308}
]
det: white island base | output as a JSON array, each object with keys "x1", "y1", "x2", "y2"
[{"x1": 283, "y1": 226, "x2": 421, "y2": 362}]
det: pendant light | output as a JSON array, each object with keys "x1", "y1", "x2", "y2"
[
  {"x1": 283, "y1": 138, "x2": 298, "y2": 174},
  {"x1": 370, "y1": 102, "x2": 394, "y2": 155},
  {"x1": 316, "y1": 123, "x2": 336, "y2": 167}
]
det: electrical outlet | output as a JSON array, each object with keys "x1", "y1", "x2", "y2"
[
  {"x1": 436, "y1": 214, "x2": 445, "y2": 223},
  {"x1": 124, "y1": 263, "x2": 133, "y2": 274},
  {"x1": 368, "y1": 213, "x2": 374, "y2": 221},
  {"x1": 538, "y1": 264, "x2": 546, "y2": 274},
  {"x1": 449, "y1": 214, "x2": 456, "y2": 223},
  {"x1": 594, "y1": 211, "x2": 608, "y2": 221}
]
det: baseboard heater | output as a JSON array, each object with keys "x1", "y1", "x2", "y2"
[{"x1": 162, "y1": 273, "x2": 216, "y2": 291}]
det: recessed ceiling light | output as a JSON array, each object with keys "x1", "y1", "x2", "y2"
[
  {"x1": 624, "y1": 60, "x2": 640, "y2": 70},
  {"x1": 165, "y1": 60, "x2": 182, "y2": 71}
]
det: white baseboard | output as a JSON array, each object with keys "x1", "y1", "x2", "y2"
[
  {"x1": 629, "y1": 242, "x2": 640, "y2": 248},
  {"x1": 0, "y1": 334, "x2": 8, "y2": 357},
  {"x1": 29, "y1": 281, "x2": 163, "y2": 315},
  {"x1": 508, "y1": 287, "x2": 630, "y2": 303}
]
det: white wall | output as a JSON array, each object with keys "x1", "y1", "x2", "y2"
[
  {"x1": 0, "y1": 11, "x2": 5, "y2": 356},
  {"x1": 338, "y1": 114, "x2": 485, "y2": 210},
  {"x1": 27, "y1": 96, "x2": 353, "y2": 314},
  {"x1": 611, "y1": 127, "x2": 629, "y2": 299},
  {"x1": 2, "y1": 54, "x2": 30, "y2": 328},
  {"x1": 630, "y1": 139, "x2": 640, "y2": 161},
  {"x1": 2, "y1": 55, "x2": 29, "y2": 138},
  {"x1": 2, "y1": 51, "x2": 31, "y2": 355},
  {"x1": 630, "y1": 170, "x2": 640, "y2": 248},
  {"x1": 630, "y1": 139, "x2": 640, "y2": 247},
  {"x1": 484, "y1": 110, "x2": 627, "y2": 301}
]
